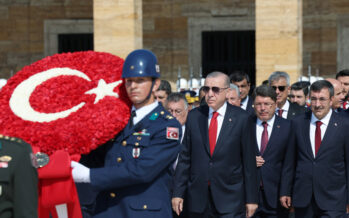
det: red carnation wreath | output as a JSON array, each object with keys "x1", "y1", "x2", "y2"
[
  {"x1": 0, "y1": 51, "x2": 131, "y2": 156},
  {"x1": 0, "y1": 51, "x2": 132, "y2": 218}
]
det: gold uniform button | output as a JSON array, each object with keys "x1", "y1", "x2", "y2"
[
  {"x1": 160, "y1": 111, "x2": 164, "y2": 115},
  {"x1": 143, "y1": 205, "x2": 147, "y2": 210},
  {"x1": 137, "y1": 136, "x2": 141, "y2": 141},
  {"x1": 117, "y1": 157, "x2": 122, "y2": 163},
  {"x1": 135, "y1": 142, "x2": 139, "y2": 146},
  {"x1": 110, "y1": 192, "x2": 116, "y2": 198},
  {"x1": 122, "y1": 141, "x2": 127, "y2": 146}
]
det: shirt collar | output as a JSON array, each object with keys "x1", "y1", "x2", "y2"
[
  {"x1": 131, "y1": 101, "x2": 159, "y2": 118},
  {"x1": 241, "y1": 96, "x2": 249, "y2": 106},
  {"x1": 279, "y1": 100, "x2": 290, "y2": 111},
  {"x1": 311, "y1": 109, "x2": 332, "y2": 126},
  {"x1": 256, "y1": 114, "x2": 276, "y2": 127},
  {"x1": 209, "y1": 102, "x2": 227, "y2": 117}
]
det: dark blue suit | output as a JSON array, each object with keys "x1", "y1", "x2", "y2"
[
  {"x1": 291, "y1": 111, "x2": 349, "y2": 215},
  {"x1": 88, "y1": 104, "x2": 182, "y2": 218},
  {"x1": 173, "y1": 103, "x2": 258, "y2": 216},
  {"x1": 244, "y1": 96, "x2": 255, "y2": 116},
  {"x1": 252, "y1": 116, "x2": 295, "y2": 217}
]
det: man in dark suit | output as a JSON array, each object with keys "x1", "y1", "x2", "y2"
[
  {"x1": 172, "y1": 71, "x2": 258, "y2": 218},
  {"x1": 290, "y1": 80, "x2": 349, "y2": 217},
  {"x1": 268, "y1": 71, "x2": 306, "y2": 120},
  {"x1": 251, "y1": 85, "x2": 294, "y2": 218},
  {"x1": 230, "y1": 71, "x2": 255, "y2": 115}
]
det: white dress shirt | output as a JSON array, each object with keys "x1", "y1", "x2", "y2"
[
  {"x1": 256, "y1": 115, "x2": 275, "y2": 151},
  {"x1": 241, "y1": 96, "x2": 249, "y2": 110},
  {"x1": 208, "y1": 102, "x2": 227, "y2": 142},
  {"x1": 276, "y1": 100, "x2": 290, "y2": 119},
  {"x1": 309, "y1": 110, "x2": 332, "y2": 157},
  {"x1": 131, "y1": 101, "x2": 159, "y2": 126}
]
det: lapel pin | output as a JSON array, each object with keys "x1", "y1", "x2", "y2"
[
  {"x1": 277, "y1": 125, "x2": 280, "y2": 128},
  {"x1": 334, "y1": 123, "x2": 337, "y2": 126},
  {"x1": 229, "y1": 118, "x2": 232, "y2": 122}
]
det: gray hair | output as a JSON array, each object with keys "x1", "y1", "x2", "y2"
[
  {"x1": 229, "y1": 83, "x2": 240, "y2": 98},
  {"x1": 206, "y1": 71, "x2": 230, "y2": 87},
  {"x1": 166, "y1": 92, "x2": 188, "y2": 109},
  {"x1": 268, "y1": 71, "x2": 290, "y2": 86}
]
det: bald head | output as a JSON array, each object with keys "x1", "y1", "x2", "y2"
[
  {"x1": 326, "y1": 78, "x2": 345, "y2": 109},
  {"x1": 326, "y1": 78, "x2": 341, "y2": 90}
]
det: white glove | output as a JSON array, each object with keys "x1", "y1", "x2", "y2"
[{"x1": 71, "y1": 161, "x2": 91, "y2": 183}]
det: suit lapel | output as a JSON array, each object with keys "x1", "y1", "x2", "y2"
[
  {"x1": 302, "y1": 112, "x2": 314, "y2": 159},
  {"x1": 198, "y1": 106, "x2": 210, "y2": 156},
  {"x1": 263, "y1": 116, "x2": 280, "y2": 156},
  {"x1": 287, "y1": 102, "x2": 296, "y2": 119},
  {"x1": 316, "y1": 112, "x2": 338, "y2": 158},
  {"x1": 213, "y1": 105, "x2": 236, "y2": 156},
  {"x1": 252, "y1": 117, "x2": 260, "y2": 155}
]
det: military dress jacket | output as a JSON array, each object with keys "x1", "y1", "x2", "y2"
[
  {"x1": 90, "y1": 104, "x2": 182, "y2": 218},
  {"x1": 0, "y1": 136, "x2": 38, "y2": 218}
]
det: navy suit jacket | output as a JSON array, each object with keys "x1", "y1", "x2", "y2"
[
  {"x1": 286, "y1": 101, "x2": 306, "y2": 120},
  {"x1": 291, "y1": 111, "x2": 349, "y2": 210},
  {"x1": 173, "y1": 104, "x2": 258, "y2": 214},
  {"x1": 253, "y1": 115, "x2": 295, "y2": 209},
  {"x1": 245, "y1": 96, "x2": 255, "y2": 116}
]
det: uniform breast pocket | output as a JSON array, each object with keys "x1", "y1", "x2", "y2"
[
  {"x1": 129, "y1": 198, "x2": 162, "y2": 211},
  {"x1": 0, "y1": 169, "x2": 10, "y2": 198}
]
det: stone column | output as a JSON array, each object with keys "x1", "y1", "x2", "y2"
[
  {"x1": 256, "y1": 0, "x2": 302, "y2": 85},
  {"x1": 93, "y1": 0, "x2": 143, "y2": 59}
]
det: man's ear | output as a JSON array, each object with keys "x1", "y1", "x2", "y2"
[{"x1": 152, "y1": 78, "x2": 161, "y2": 92}]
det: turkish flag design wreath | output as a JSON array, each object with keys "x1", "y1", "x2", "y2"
[{"x1": 0, "y1": 51, "x2": 131, "y2": 218}]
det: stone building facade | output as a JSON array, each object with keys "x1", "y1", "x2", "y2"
[
  {"x1": 1, "y1": 0, "x2": 349, "y2": 86},
  {"x1": 0, "y1": 0, "x2": 93, "y2": 78}
]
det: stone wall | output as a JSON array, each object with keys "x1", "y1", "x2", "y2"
[
  {"x1": 303, "y1": 0, "x2": 349, "y2": 77},
  {"x1": 0, "y1": 0, "x2": 92, "y2": 78},
  {"x1": 256, "y1": 0, "x2": 302, "y2": 85},
  {"x1": 142, "y1": 0, "x2": 255, "y2": 83}
]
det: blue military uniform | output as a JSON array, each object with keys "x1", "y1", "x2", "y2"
[{"x1": 89, "y1": 102, "x2": 182, "y2": 217}]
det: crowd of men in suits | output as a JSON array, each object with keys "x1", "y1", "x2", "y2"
[{"x1": 164, "y1": 69, "x2": 349, "y2": 218}]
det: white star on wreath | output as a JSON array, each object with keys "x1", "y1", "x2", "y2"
[{"x1": 85, "y1": 79, "x2": 123, "y2": 104}]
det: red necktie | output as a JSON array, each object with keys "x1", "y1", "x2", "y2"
[
  {"x1": 315, "y1": 121, "x2": 322, "y2": 156},
  {"x1": 260, "y1": 122, "x2": 268, "y2": 155},
  {"x1": 209, "y1": 112, "x2": 219, "y2": 156},
  {"x1": 278, "y1": 109, "x2": 283, "y2": 117}
]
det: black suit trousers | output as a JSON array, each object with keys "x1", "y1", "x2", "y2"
[{"x1": 189, "y1": 187, "x2": 244, "y2": 218}]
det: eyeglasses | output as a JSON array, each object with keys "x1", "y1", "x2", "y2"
[
  {"x1": 167, "y1": 109, "x2": 183, "y2": 115},
  {"x1": 271, "y1": 86, "x2": 286, "y2": 92},
  {"x1": 202, "y1": 86, "x2": 229, "y2": 94}
]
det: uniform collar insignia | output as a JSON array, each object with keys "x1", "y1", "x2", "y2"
[{"x1": 149, "y1": 112, "x2": 159, "y2": 120}]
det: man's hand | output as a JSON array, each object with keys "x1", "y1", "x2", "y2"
[
  {"x1": 246, "y1": 203, "x2": 258, "y2": 217},
  {"x1": 280, "y1": 196, "x2": 292, "y2": 209},
  {"x1": 71, "y1": 161, "x2": 91, "y2": 183},
  {"x1": 172, "y1": 197, "x2": 184, "y2": 216},
  {"x1": 256, "y1": 156, "x2": 265, "y2": 167},
  {"x1": 346, "y1": 204, "x2": 349, "y2": 213}
]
